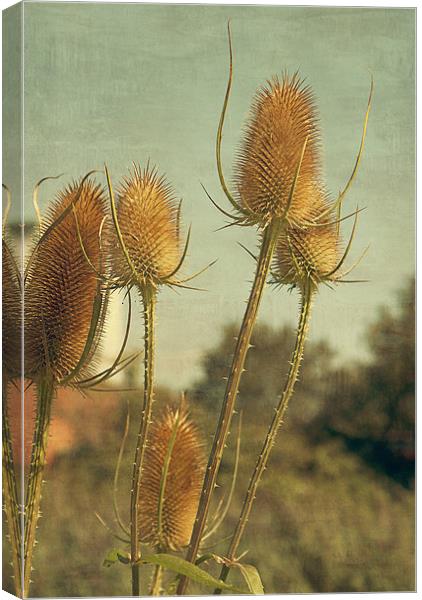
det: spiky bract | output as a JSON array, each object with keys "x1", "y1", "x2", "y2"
[
  {"x1": 24, "y1": 178, "x2": 108, "y2": 383},
  {"x1": 113, "y1": 165, "x2": 181, "y2": 290},
  {"x1": 234, "y1": 73, "x2": 321, "y2": 226},
  {"x1": 2, "y1": 238, "x2": 21, "y2": 379},
  {"x1": 138, "y1": 404, "x2": 205, "y2": 551}
]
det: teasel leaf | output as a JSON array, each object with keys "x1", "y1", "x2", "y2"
[
  {"x1": 139, "y1": 553, "x2": 248, "y2": 593},
  {"x1": 103, "y1": 548, "x2": 131, "y2": 568},
  {"x1": 230, "y1": 562, "x2": 264, "y2": 595}
]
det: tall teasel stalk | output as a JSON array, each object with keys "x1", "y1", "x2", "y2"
[
  {"x1": 2, "y1": 185, "x2": 23, "y2": 596},
  {"x1": 216, "y1": 78, "x2": 373, "y2": 590},
  {"x1": 22, "y1": 173, "x2": 116, "y2": 597},
  {"x1": 105, "y1": 163, "x2": 209, "y2": 595},
  {"x1": 177, "y1": 25, "x2": 322, "y2": 594}
]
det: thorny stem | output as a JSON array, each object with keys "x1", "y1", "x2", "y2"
[
  {"x1": 2, "y1": 378, "x2": 22, "y2": 596},
  {"x1": 24, "y1": 376, "x2": 55, "y2": 598},
  {"x1": 215, "y1": 281, "x2": 314, "y2": 591},
  {"x1": 177, "y1": 219, "x2": 282, "y2": 594},
  {"x1": 131, "y1": 286, "x2": 156, "y2": 596}
]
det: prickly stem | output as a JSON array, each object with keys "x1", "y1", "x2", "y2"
[
  {"x1": 177, "y1": 219, "x2": 282, "y2": 594},
  {"x1": 215, "y1": 280, "x2": 314, "y2": 591},
  {"x1": 24, "y1": 376, "x2": 55, "y2": 597},
  {"x1": 2, "y1": 378, "x2": 22, "y2": 596},
  {"x1": 130, "y1": 286, "x2": 156, "y2": 596}
]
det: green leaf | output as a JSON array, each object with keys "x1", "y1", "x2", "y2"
[
  {"x1": 141, "y1": 553, "x2": 247, "y2": 593},
  {"x1": 102, "y1": 548, "x2": 130, "y2": 568},
  {"x1": 232, "y1": 563, "x2": 265, "y2": 595}
]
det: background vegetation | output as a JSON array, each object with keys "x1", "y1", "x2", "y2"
[{"x1": 3, "y1": 279, "x2": 414, "y2": 595}]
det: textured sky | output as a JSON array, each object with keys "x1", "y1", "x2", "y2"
[{"x1": 5, "y1": 2, "x2": 415, "y2": 389}]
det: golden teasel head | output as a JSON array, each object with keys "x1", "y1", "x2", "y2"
[
  {"x1": 2, "y1": 236, "x2": 22, "y2": 380},
  {"x1": 24, "y1": 175, "x2": 109, "y2": 384},
  {"x1": 108, "y1": 164, "x2": 182, "y2": 292},
  {"x1": 233, "y1": 73, "x2": 321, "y2": 226},
  {"x1": 209, "y1": 24, "x2": 323, "y2": 231},
  {"x1": 138, "y1": 402, "x2": 205, "y2": 551}
]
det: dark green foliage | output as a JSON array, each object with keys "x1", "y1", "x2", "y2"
[{"x1": 311, "y1": 279, "x2": 415, "y2": 486}]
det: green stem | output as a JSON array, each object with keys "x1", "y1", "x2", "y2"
[
  {"x1": 130, "y1": 287, "x2": 156, "y2": 596},
  {"x1": 24, "y1": 376, "x2": 55, "y2": 598},
  {"x1": 150, "y1": 561, "x2": 163, "y2": 596},
  {"x1": 2, "y1": 378, "x2": 22, "y2": 596},
  {"x1": 215, "y1": 281, "x2": 314, "y2": 591},
  {"x1": 177, "y1": 220, "x2": 282, "y2": 595}
]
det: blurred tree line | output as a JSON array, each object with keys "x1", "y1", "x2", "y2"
[{"x1": 192, "y1": 278, "x2": 415, "y2": 488}]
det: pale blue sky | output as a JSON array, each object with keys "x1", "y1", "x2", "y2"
[{"x1": 4, "y1": 3, "x2": 415, "y2": 388}]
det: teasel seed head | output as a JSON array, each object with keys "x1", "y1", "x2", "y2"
[
  {"x1": 138, "y1": 403, "x2": 206, "y2": 551},
  {"x1": 234, "y1": 73, "x2": 321, "y2": 226},
  {"x1": 111, "y1": 164, "x2": 182, "y2": 292},
  {"x1": 24, "y1": 177, "x2": 109, "y2": 383},
  {"x1": 2, "y1": 237, "x2": 22, "y2": 380},
  {"x1": 272, "y1": 189, "x2": 368, "y2": 290},
  {"x1": 274, "y1": 224, "x2": 340, "y2": 290}
]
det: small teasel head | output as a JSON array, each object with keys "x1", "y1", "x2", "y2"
[
  {"x1": 24, "y1": 176, "x2": 110, "y2": 384},
  {"x1": 272, "y1": 194, "x2": 367, "y2": 292},
  {"x1": 106, "y1": 163, "x2": 210, "y2": 295},
  {"x1": 109, "y1": 164, "x2": 180, "y2": 291},
  {"x1": 138, "y1": 401, "x2": 205, "y2": 551}
]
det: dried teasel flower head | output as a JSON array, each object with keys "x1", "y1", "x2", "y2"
[
  {"x1": 109, "y1": 164, "x2": 183, "y2": 293},
  {"x1": 233, "y1": 73, "x2": 321, "y2": 226},
  {"x1": 269, "y1": 72, "x2": 373, "y2": 291},
  {"x1": 24, "y1": 176, "x2": 109, "y2": 384},
  {"x1": 2, "y1": 236, "x2": 22, "y2": 380},
  {"x1": 210, "y1": 25, "x2": 324, "y2": 233},
  {"x1": 138, "y1": 401, "x2": 206, "y2": 551},
  {"x1": 273, "y1": 196, "x2": 367, "y2": 291}
]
